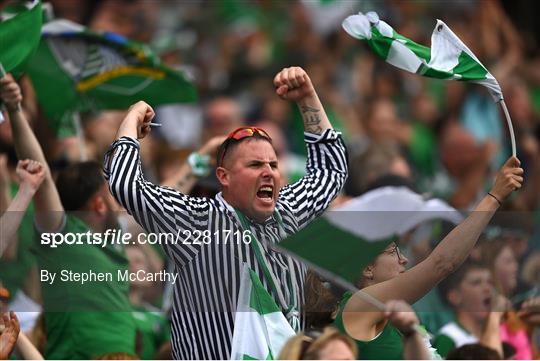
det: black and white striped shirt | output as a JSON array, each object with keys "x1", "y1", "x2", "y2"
[{"x1": 104, "y1": 129, "x2": 348, "y2": 360}]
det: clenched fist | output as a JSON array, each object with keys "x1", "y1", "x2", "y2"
[
  {"x1": 490, "y1": 156, "x2": 524, "y2": 202},
  {"x1": 273, "y1": 67, "x2": 315, "y2": 102},
  {"x1": 0, "y1": 74, "x2": 22, "y2": 112},
  {"x1": 127, "y1": 101, "x2": 155, "y2": 139}
]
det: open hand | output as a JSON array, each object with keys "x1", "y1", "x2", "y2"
[{"x1": 0, "y1": 309, "x2": 20, "y2": 360}]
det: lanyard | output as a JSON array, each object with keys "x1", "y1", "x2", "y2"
[{"x1": 235, "y1": 209, "x2": 301, "y2": 332}]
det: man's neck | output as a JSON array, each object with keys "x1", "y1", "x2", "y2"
[{"x1": 456, "y1": 311, "x2": 483, "y2": 338}]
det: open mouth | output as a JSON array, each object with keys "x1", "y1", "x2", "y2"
[
  {"x1": 256, "y1": 185, "x2": 274, "y2": 202},
  {"x1": 483, "y1": 296, "x2": 492, "y2": 309}
]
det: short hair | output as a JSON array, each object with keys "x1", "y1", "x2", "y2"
[
  {"x1": 216, "y1": 133, "x2": 273, "y2": 168},
  {"x1": 56, "y1": 161, "x2": 105, "y2": 211},
  {"x1": 437, "y1": 260, "x2": 489, "y2": 308},
  {"x1": 446, "y1": 343, "x2": 501, "y2": 360}
]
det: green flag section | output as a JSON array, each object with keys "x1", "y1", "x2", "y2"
[
  {"x1": 0, "y1": 0, "x2": 42, "y2": 75},
  {"x1": 230, "y1": 265, "x2": 295, "y2": 360},
  {"x1": 25, "y1": 19, "x2": 197, "y2": 134},
  {"x1": 280, "y1": 186, "x2": 463, "y2": 284},
  {"x1": 342, "y1": 12, "x2": 503, "y2": 101}
]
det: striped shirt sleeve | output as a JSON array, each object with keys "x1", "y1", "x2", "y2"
[
  {"x1": 279, "y1": 128, "x2": 348, "y2": 229},
  {"x1": 103, "y1": 136, "x2": 209, "y2": 265}
]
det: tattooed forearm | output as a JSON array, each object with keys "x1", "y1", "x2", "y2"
[
  {"x1": 300, "y1": 105, "x2": 323, "y2": 134},
  {"x1": 301, "y1": 105, "x2": 319, "y2": 113}
]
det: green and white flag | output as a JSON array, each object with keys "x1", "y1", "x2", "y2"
[
  {"x1": 0, "y1": 0, "x2": 42, "y2": 75},
  {"x1": 230, "y1": 265, "x2": 295, "y2": 360},
  {"x1": 342, "y1": 11, "x2": 503, "y2": 101},
  {"x1": 280, "y1": 187, "x2": 462, "y2": 284}
]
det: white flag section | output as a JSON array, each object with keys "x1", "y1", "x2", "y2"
[
  {"x1": 230, "y1": 265, "x2": 295, "y2": 360},
  {"x1": 342, "y1": 11, "x2": 503, "y2": 102},
  {"x1": 332, "y1": 186, "x2": 464, "y2": 240}
]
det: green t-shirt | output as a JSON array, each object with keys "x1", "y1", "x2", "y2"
[
  {"x1": 0, "y1": 183, "x2": 36, "y2": 297},
  {"x1": 132, "y1": 306, "x2": 171, "y2": 359},
  {"x1": 433, "y1": 321, "x2": 478, "y2": 358},
  {"x1": 34, "y1": 215, "x2": 136, "y2": 359},
  {"x1": 334, "y1": 292, "x2": 404, "y2": 360}
]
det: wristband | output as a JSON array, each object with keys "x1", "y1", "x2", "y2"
[
  {"x1": 187, "y1": 152, "x2": 210, "y2": 177},
  {"x1": 487, "y1": 192, "x2": 502, "y2": 206}
]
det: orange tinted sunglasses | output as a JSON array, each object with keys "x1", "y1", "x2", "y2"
[{"x1": 218, "y1": 126, "x2": 272, "y2": 166}]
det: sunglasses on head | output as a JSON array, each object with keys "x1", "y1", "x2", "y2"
[{"x1": 218, "y1": 126, "x2": 272, "y2": 167}]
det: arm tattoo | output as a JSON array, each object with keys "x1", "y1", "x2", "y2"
[
  {"x1": 301, "y1": 105, "x2": 319, "y2": 113},
  {"x1": 300, "y1": 105, "x2": 323, "y2": 134}
]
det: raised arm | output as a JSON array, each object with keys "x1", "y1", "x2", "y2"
[
  {"x1": 274, "y1": 66, "x2": 332, "y2": 134},
  {"x1": 273, "y1": 67, "x2": 348, "y2": 227},
  {"x1": 0, "y1": 160, "x2": 45, "y2": 258},
  {"x1": 478, "y1": 296, "x2": 506, "y2": 358},
  {"x1": 0, "y1": 74, "x2": 64, "y2": 232},
  {"x1": 344, "y1": 157, "x2": 523, "y2": 328},
  {"x1": 106, "y1": 101, "x2": 212, "y2": 266}
]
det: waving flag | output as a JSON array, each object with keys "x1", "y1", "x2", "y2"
[
  {"x1": 25, "y1": 19, "x2": 197, "y2": 134},
  {"x1": 342, "y1": 11, "x2": 517, "y2": 156},
  {"x1": 230, "y1": 265, "x2": 295, "y2": 360},
  {"x1": 342, "y1": 12, "x2": 502, "y2": 101},
  {"x1": 279, "y1": 187, "x2": 462, "y2": 285},
  {"x1": 0, "y1": 0, "x2": 42, "y2": 75}
]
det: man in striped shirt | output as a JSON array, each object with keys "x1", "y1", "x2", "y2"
[{"x1": 104, "y1": 67, "x2": 348, "y2": 359}]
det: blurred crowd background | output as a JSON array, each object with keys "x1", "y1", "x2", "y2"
[
  {"x1": 18, "y1": 0, "x2": 539, "y2": 208},
  {"x1": 2, "y1": 0, "x2": 540, "y2": 359}
]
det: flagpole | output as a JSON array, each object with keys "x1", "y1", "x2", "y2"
[
  {"x1": 0, "y1": 63, "x2": 23, "y2": 113},
  {"x1": 499, "y1": 100, "x2": 517, "y2": 157}
]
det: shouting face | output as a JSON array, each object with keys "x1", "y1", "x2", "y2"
[{"x1": 218, "y1": 138, "x2": 280, "y2": 222}]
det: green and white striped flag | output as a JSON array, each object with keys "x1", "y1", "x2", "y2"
[
  {"x1": 230, "y1": 265, "x2": 295, "y2": 360},
  {"x1": 342, "y1": 11, "x2": 503, "y2": 101}
]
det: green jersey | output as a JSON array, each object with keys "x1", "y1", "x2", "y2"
[
  {"x1": 132, "y1": 306, "x2": 170, "y2": 359},
  {"x1": 334, "y1": 292, "x2": 404, "y2": 360},
  {"x1": 34, "y1": 215, "x2": 136, "y2": 359},
  {"x1": 433, "y1": 321, "x2": 478, "y2": 358}
]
